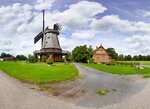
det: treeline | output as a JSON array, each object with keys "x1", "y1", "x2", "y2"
[
  {"x1": 0, "y1": 45, "x2": 150, "y2": 62},
  {"x1": 118, "y1": 54, "x2": 150, "y2": 61},
  {"x1": 0, "y1": 52, "x2": 27, "y2": 61}
]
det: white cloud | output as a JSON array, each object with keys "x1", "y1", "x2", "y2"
[
  {"x1": 58, "y1": 1, "x2": 107, "y2": 29},
  {"x1": 0, "y1": 0, "x2": 149, "y2": 56},
  {"x1": 71, "y1": 30, "x2": 95, "y2": 39},
  {"x1": 34, "y1": 0, "x2": 54, "y2": 10},
  {"x1": 124, "y1": 35, "x2": 150, "y2": 55},
  {"x1": 91, "y1": 15, "x2": 150, "y2": 33},
  {"x1": 136, "y1": 9, "x2": 150, "y2": 18}
]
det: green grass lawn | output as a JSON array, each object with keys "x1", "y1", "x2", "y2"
[
  {"x1": 81, "y1": 63, "x2": 150, "y2": 75},
  {"x1": 0, "y1": 61, "x2": 78, "y2": 83},
  {"x1": 118, "y1": 61, "x2": 150, "y2": 65}
]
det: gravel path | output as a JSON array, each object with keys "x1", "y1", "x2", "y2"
[
  {"x1": 0, "y1": 64, "x2": 150, "y2": 109},
  {"x1": 73, "y1": 63, "x2": 150, "y2": 109},
  {"x1": 0, "y1": 71, "x2": 87, "y2": 109}
]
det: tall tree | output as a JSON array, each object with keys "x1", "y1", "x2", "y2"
[
  {"x1": 0, "y1": 52, "x2": 12, "y2": 58},
  {"x1": 133, "y1": 55, "x2": 139, "y2": 61},
  {"x1": 118, "y1": 54, "x2": 124, "y2": 61},
  {"x1": 72, "y1": 45, "x2": 93, "y2": 63},
  {"x1": 106, "y1": 48, "x2": 118, "y2": 60},
  {"x1": 16, "y1": 55, "x2": 27, "y2": 61},
  {"x1": 124, "y1": 55, "x2": 132, "y2": 61}
]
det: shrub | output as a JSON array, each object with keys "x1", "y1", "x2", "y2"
[
  {"x1": 110, "y1": 59, "x2": 116, "y2": 65},
  {"x1": 41, "y1": 55, "x2": 47, "y2": 62},
  {"x1": 28, "y1": 55, "x2": 36, "y2": 63},
  {"x1": 88, "y1": 58, "x2": 94, "y2": 64},
  {"x1": 46, "y1": 57, "x2": 53, "y2": 65},
  {"x1": 16, "y1": 55, "x2": 27, "y2": 61}
]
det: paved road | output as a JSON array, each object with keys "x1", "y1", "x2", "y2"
[
  {"x1": 73, "y1": 63, "x2": 150, "y2": 108},
  {"x1": 0, "y1": 71, "x2": 87, "y2": 109}
]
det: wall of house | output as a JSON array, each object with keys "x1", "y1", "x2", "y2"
[
  {"x1": 93, "y1": 47, "x2": 110, "y2": 63},
  {"x1": 52, "y1": 54, "x2": 62, "y2": 62}
]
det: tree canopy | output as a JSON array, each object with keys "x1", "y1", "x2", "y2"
[
  {"x1": 0, "y1": 52, "x2": 12, "y2": 58},
  {"x1": 72, "y1": 45, "x2": 93, "y2": 63},
  {"x1": 16, "y1": 55, "x2": 27, "y2": 61},
  {"x1": 106, "y1": 48, "x2": 118, "y2": 60}
]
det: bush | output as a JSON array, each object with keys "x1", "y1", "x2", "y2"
[
  {"x1": 110, "y1": 59, "x2": 116, "y2": 65},
  {"x1": 41, "y1": 55, "x2": 47, "y2": 62},
  {"x1": 89, "y1": 58, "x2": 94, "y2": 64},
  {"x1": 28, "y1": 55, "x2": 36, "y2": 63},
  {"x1": 16, "y1": 55, "x2": 27, "y2": 61},
  {"x1": 46, "y1": 57, "x2": 53, "y2": 65}
]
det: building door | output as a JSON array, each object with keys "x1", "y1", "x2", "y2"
[{"x1": 100, "y1": 55, "x2": 104, "y2": 63}]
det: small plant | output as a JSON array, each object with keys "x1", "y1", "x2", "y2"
[
  {"x1": 46, "y1": 57, "x2": 53, "y2": 65},
  {"x1": 142, "y1": 74, "x2": 150, "y2": 78},
  {"x1": 36, "y1": 85, "x2": 57, "y2": 91},
  {"x1": 96, "y1": 89, "x2": 110, "y2": 96},
  {"x1": 112, "y1": 88, "x2": 117, "y2": 92},
  {"x1": 41, "y1": 55, "x2": 47, "y2": 62},
  {"x1": 110, "y1": 59, "x2": 116, "y2": 65},
  {"x1": 88, "y1": 58, "x2": 94, "y2": 64}
]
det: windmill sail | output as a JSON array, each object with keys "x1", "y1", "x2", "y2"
[{"x1": 34, "y1": 31, "x2": 43, "y2": 44}]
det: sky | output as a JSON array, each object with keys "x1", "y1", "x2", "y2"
[{"x1": 0, "y1": 0, "x2": 150, "y2": 56}]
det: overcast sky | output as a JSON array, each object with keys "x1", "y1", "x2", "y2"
[{"x1": 0, "y1": 0, "x2": 150, "y2": 56}]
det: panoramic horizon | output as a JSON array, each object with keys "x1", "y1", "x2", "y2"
[{"x1": 0, "y1": 0, "x2": 150, "y2": 56}]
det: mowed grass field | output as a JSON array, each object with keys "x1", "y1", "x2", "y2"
[
  {"x1": 118, "y1": 61, "x2": 150, "y2": 65},
  {"x1": 82, "y1": 63, "x2": 150, "y2": 76},
  {"x1": 0, "y1": 61, "x2": 78, "y2": 83}
]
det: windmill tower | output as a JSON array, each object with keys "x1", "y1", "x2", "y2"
[{"x1": 34, "y1": 10, "x2": 63, "y2": 62}]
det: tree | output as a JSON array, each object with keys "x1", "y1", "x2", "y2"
[
  {"x1": 1, "y1": 52, "x2": 12, "y2": 58},
  {"x1": 72, "y1": 45, "x2": 93, "y2": 63},
  {"x1": 16, "y1": 55, "x2": 27, "y2": 61},
  {"x1": 133, "y1": 55, "x2": 139, "y2": 61},
  {"x1": 147, "y1": 55, "x2": 150, "y2": 61},
  {"x1": 139, "y1": 55, "x2": 143, "y2": 61},
  {"x1": 41, "y1": 55, "x2": 47, "y2": 62},
  {"x1": 106, "y1": 48, "x2": 118, "y2": 60},
  {"x1": 28, "y1": 55, "x2": 36, "y2": 63},
  {"x1": 124, "y1": 55, "x2": 132, "y2": 61},
  {"x1": 88, "y1": 45, "x2": 93, "y2": 55},
  {"x1": 118, "y1": 54, "x2": 124, "y2": 61},
  {"x1": 65, "y1": 52, "x2": 73, "y2": 62}
]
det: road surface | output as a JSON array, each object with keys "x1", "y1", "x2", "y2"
[
  {"x1": 0, "y1": 71, "x2": 87, "y2": 109},
  {"x1": 73, "y1": 63, "x2": 150, "y2": 108}
]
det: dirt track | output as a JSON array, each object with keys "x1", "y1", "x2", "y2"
[{"x1": 0, "y1": 71, "x2": 87, "y2": 109}]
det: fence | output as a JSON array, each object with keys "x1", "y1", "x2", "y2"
[{"x1": 116, "y1": 61, "x2": 140, "y2": 67}]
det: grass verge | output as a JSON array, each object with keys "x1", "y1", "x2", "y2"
[{"x1": 81, "y1": 63, "x2": 150, "y2": 75}]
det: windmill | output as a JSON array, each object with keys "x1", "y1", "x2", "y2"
[{"x1": 34, "y1": 10, "x2": 65, "y2": 62}]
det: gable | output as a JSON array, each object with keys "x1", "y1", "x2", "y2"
[{"x1": 92, "y1": 46, "x2": 109, "y2": 56}]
